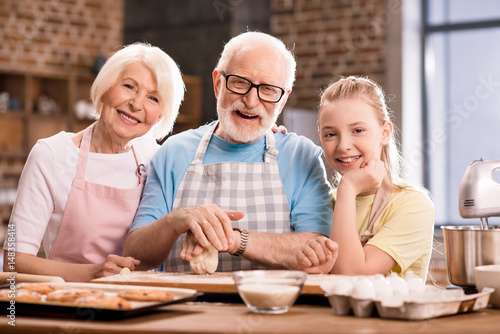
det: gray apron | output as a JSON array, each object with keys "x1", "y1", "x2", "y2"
[{"x1": 164, "y1": 121, "x2": 291, "y2": 271}]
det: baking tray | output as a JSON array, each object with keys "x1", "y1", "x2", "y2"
[
  {"x1": 0, "y1": 272, "x2": 65, "y2": 284},
  {"x1": 92, "y1": 271, "x2": 339, "y2": 295},
  {"x1": 0, "y1": 282, "x2": 201, "y2": 320}
]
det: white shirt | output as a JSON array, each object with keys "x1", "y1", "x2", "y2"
[{"x1": 3, "y1": 131, "x2": 159, "y2": 256}]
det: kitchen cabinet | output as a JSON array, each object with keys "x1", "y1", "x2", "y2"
[
  {"x1": 166, "y1": 75, "x2": 202, "y2": 139},
  {"x1": 0, "y1": 70, "x2": 96, "y2": 157}
]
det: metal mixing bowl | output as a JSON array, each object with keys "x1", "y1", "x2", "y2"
[{"x1": 441, "y1": 225, "x2": 500, "y2": 287}]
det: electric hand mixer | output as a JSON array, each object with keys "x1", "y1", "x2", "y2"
[{"x1": 458, "y1": 158, "x2": 500, "y2": 229}]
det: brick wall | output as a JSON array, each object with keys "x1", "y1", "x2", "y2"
[
  {"x1": 0, "y1": 0, "x2": 123, "y2": 74},
  {"x1": 271, "y1": 0, "x2": 397, "y2": 110}
]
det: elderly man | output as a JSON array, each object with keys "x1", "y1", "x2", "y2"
[{"x1": 124, "y1": 31, "x2": 333, "y2": 271}]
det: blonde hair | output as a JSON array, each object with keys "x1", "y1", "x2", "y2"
[
  {"x1": 91, "y1": 42, "x2": 185, "y2": 140},
  {"x1": 215, "y1": 31, "x2": 296, "y2": 90},
  {"x1": 319, "y1": 76, "x2": 403, "y2": 186}
]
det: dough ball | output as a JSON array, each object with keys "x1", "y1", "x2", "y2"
[
  {"x1": 120, "y1": 267, "x2": 131, "y2": 275},
  {"x1": 190, "y1": 245, "x2": 219, "y2": 274}
]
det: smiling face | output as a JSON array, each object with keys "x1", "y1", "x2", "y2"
[
  {"x1": 318, "y1": 98, "x2": 392, "y2": 175},
  {"x1": 213, "y1": 45, "x2": 290, "y2": 144},
  {"x1": 99, "y1": 62, "x2": 162, "y2": 144}
]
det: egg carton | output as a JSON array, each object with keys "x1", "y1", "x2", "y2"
[
  {"x1": 320, "y1": 275, "x2": 494, "y2": 320},
  {"x1": 375, "y1": 287, "x2": 493, "y2": 320},
  {"x1": 326, "y1": 286, "x2": 494, "y2": 320}
]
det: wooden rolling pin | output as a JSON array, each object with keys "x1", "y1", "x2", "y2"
[{"x1": 0, "y1": 272, "x2": 65, "y2": 284}]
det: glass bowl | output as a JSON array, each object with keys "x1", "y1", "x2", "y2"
[{"x1": 232, "y1": 270, "x2": 307, "y2": 314}]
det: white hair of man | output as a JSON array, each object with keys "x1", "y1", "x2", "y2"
[
  {"x1": 215, "y1": 31, "x2": 296, "y2": 91},
  {"x1": 91, "y1": 42, "x2": 185, "y2": 140}
]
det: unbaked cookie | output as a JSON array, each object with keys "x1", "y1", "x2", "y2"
[
  {"x1": 46, "y1": 288, "x2": 104, "y2": 303},
  {"x1": 18, "y1": 283, "x2": 63, "y2": 294},
  {"x1": 0, "y1": 289, "x2": 11, "y2": 300},
  {"x1": 117, "y1": 289, "x2": 175, "y2": 301},
  {"x1": 15, "y1": 289, "x2": 43, "y2": 302},
  {"x1": 0, "y1": 289, "x2": 41, "y2": 302},
  {"x1": 75, "y1": 295, "x2": 131, "y2": 309}
]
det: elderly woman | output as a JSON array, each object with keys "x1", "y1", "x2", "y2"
[{"x1": 2, "y1": 43, "x2": 184, "y2": 282}]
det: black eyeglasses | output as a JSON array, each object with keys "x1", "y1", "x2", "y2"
[{"x1": 221, "y1": 72, "x2": 285, "y2": 103}]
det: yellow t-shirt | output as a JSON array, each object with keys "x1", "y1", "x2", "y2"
[{"x1": 333, "y1": 183, "x2": 435, "y2": 280}]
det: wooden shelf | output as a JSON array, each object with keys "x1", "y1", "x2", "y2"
[
  {"x1": 0, "y1": 116, "x2": 25, "y2": 156},
  {"x1": 0, "y1": 111, "x2": 24, "y2": 118},
  {"x1": 0, "y1": 70, "x2": 96, "y2": 156}
]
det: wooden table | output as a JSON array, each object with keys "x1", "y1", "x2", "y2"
[
  {"x1": 2, "y1": 302, "x2": 500, "y2": 334},
  {"x1": 92, "y1": 271, "x2": 332, "y2": 294}
]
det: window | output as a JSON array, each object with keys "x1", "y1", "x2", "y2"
[{"x1": 423, "y1": 0, "x2": 500, "y2": 225}]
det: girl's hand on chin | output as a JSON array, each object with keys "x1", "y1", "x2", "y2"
[{"x1": 341, "y1": 159, "x2": 386, "y2": 195}]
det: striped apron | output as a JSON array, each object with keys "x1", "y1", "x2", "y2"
[{"x1": 164, "y1": 121, "x2": 291, "y2": 271}]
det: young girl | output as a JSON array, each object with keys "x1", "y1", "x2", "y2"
[{"x1": 297, "y1": 76, "x2": 434, "y2": 280}]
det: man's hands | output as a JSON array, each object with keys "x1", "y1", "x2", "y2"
[
  {"x1": 296, "y1": 236, "x2": 338, "y2": 274},
  {"x1": 180, "y1": 229, "x2": 240, "y2": 261},
  {"x1": 167, "y1": 204, "x2": 244, "y2": 259},
  {"x1": 272, "y1": 124, "x2": 287, "y2": 133}
]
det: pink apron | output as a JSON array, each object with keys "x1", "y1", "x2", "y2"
[{"x1": 49, "y1": 123, "x2": 146, "y2": 264}]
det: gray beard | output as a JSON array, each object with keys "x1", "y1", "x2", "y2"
[{"x1": 216, "y1": 100, "x2": 277, "y2": 144}]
